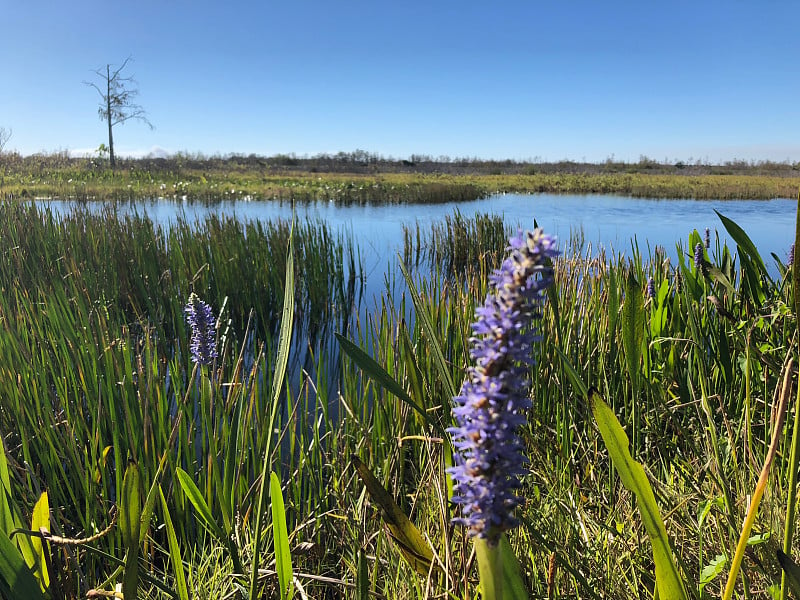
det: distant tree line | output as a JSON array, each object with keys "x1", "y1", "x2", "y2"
[{"x1": 2, "y1": 147, "x2": 800, "y2": 178}]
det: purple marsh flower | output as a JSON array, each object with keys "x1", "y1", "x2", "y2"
[
  {"x1": 789, "y1": 244, "x2": 795, "y2": 268},
  {"x1": 646, "y1": 276, "x2": 656, "y2": 300},
  {"x1": 448, "y1": 228, "x2": 558, "y2": 544},
  {"x1": 704, "y1": 228, "x2": 711, "y2": 249},
  {"x1": 185, "y1": 293, "x2": 218, "y2": 366},
  {"x1": 694, "y1": 243, "x2": 706, "y2": 277}
]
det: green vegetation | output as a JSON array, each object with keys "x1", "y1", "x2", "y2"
[
  {"x1": 0, "y1": 199, "x2": 798, "y2": 598},
  {"x1": 2, "y1": 152, "x2": 800, "y2": 202}
]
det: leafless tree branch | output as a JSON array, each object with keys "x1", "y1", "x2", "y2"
[
  {"x1": 83, "y1": 56, "x2": 153, "y2": 167},
  {"x1": 0, "y1": 127, "x2": 12, "y2": 154}
]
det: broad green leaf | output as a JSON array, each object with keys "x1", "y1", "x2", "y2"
[
  {"x1": 777, "y1": 550, "x2": 800, "y2": 598},
  {"x1": 29, "y1": 492, "x2": 49, "y2": 590},
  {"x1": 475, "y1": 537, "x2": 502, "y2": 600},
  {"x1": 650, "y1": 279, "x2": 670, "y2": 338},
  {"x1": 120, "y1": 460, "x2": 142, "y2": 600},
  {"x1": 715, "y1": 210, "x2": 770, "y2": 282},
  {"x1": 697, "y1": 497, "x2": 724, "y2": 528},
  {"x1": 335, "y1": 332, "x2": 444, "y2": 436},
  {"x1": 499, "y1": 534, "x2": 529, "y2": 600},
  {"x1": 700, "y1": 554, "x2": 727, "y2": 591},
  {"x1": 175, "y1": 467, "x2": 226, "y2": 543},
  {"x1": 738, "y1": 250, "x2": 767, "y2": 307},
  {"x1": 119, "y1": 461, "x2": 141, "y2": 549},
  {"x1": 0, "y1": 529, "x2": 46, "y2": 600},
  {"x1": 270, "y1": 472, "x2": 293, "y2": 600},
  {"x1": 351, "y1": 455, "x2": 436, "y2": 576},
  {"x1": 621, "y1": 272, "x2": 645, "y2": 382},
  {"x1": 159, "y1": 486, "x2": 189, "y2": 600},
  {"x1": 590, "y1": 390, "x2": 687, "y2": 599},
  {"x1": 0, "y1": 442, "x2": 14, "y2": 537},
  {"x1": 0, "y1": 443, "x2": 35, "y2": 574},
  {"x1": 717, "y1": 210, "x2": 770, "y2": 307}
]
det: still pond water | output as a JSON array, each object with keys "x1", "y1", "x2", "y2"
[{"x1": 44, "y1": 193, "x2": 796, "y2": 284}]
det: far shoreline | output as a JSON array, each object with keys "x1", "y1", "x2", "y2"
[{"x1": 2, "y1": 152, "x2": 799, "y2": 202}]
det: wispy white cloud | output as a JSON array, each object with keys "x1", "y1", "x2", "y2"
[{"x1": 68, "y1": 145, "x2": 172, "y2": 159}]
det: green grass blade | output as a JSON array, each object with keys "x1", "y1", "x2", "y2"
[
  {"x1": 120, "y1": 460, "x2": 142, "y2": 600},
  {"x1": 0, "y1": 529, "x2": 46, "y2": 600},
  {"x1": 398, "y1": 257, "x2": 457, "y2": 399},
  {"x1": 250, "y1": 231, "x2": 296, "y2": 600},
  {"x1": 783, "y1": 194, "x2": 800, "y2": 600},
  {"x1": 175, "y1": 467, "x2": 226, "y2": 543},
  {"x1": 356, "y1": 548, "x2": 368, "y2": 600},
  {"x1": 335, "y1": 332, "x2": 444, "y2": 436},
  {"x1": 270, "y1": 471, "x2": 293, "y2": 600},
  {"x1": 553, "y1": 345, "x2": 588, "y2": 399},
  {"x1": 0, "y1": 442, "x2": 13, "y2": 537},
  {"x1": 159, "y1": 486, "x2": 189, "y2": 600},
  {"x1": 794, "y1": 191, "x2": 800, "y2": 320},
  {"x1": 589, "y1": 389, "x2": 688, "y2": 599}
]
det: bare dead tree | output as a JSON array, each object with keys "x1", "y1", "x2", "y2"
[
  {"x1": 84, "y1": 57, "x2": 153, "y2": 167},
  {"x1": 0, "y1": 127, "x2": 11, "y2": 154}
]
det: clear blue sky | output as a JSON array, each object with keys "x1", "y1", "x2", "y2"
[{"x1": 2, "y1": 0, "x2": 799, "y2": 162}]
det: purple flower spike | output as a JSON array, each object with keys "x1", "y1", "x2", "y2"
[
  {"x1": 704, "y1": 228, "x2": 711, "y2": 249},
  {"x1": 447, "y1": 228, "x2": 558, "y2": 544},
  {"x1": 789, "y1": 244, "x2": 795, "y2": 268},
  {"x1": 185, "y1": 293, "x2": 218, "y2": 366},
  {"x1": 694, "y1": 243, "x2": 706, "y2": 276},
  {"x1": 646, "y1": 277, "x2": 656, "y2": 300}
]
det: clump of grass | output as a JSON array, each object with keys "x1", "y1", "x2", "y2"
[{"x1": 402, "y1": 209, "x2": 510, "y2": 276}]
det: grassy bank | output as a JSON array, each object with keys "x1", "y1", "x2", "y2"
[
  {"x1": 2, "y1": 153, "x2": 800, "y2": 201},
  {"x1": 0, "y1": 203, "x2": 798, "y2": 598}
]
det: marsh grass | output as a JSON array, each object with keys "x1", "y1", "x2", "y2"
[
  {"x1": 402, "y1": 210, "x2": 510, "y2": 276},
  {"x1": 3, "y1": 153, "x2": 800, "y2": 203},
  {"x1": 0, "y1": 204, "x2": 797, "y2": 598}
]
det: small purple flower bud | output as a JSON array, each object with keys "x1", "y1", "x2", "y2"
[
  {"x1": 789, "y1": 244, "x2": 795, "y2": 268},
  {"x1": 694, "y1": 243, "x2": 707, "y2": 277},
  {"x1": 646, "y1": 277, "x2": 656, "y2": 300},
  {"x1": 704, "y1": 228, "x2": 710, "y2": 249},
  {"x1": 185, "y1": 293, "x2": 218, "y2": 365},
  {"x1": 447, "y1": 228, "x2": 558, "y2": 544}
]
